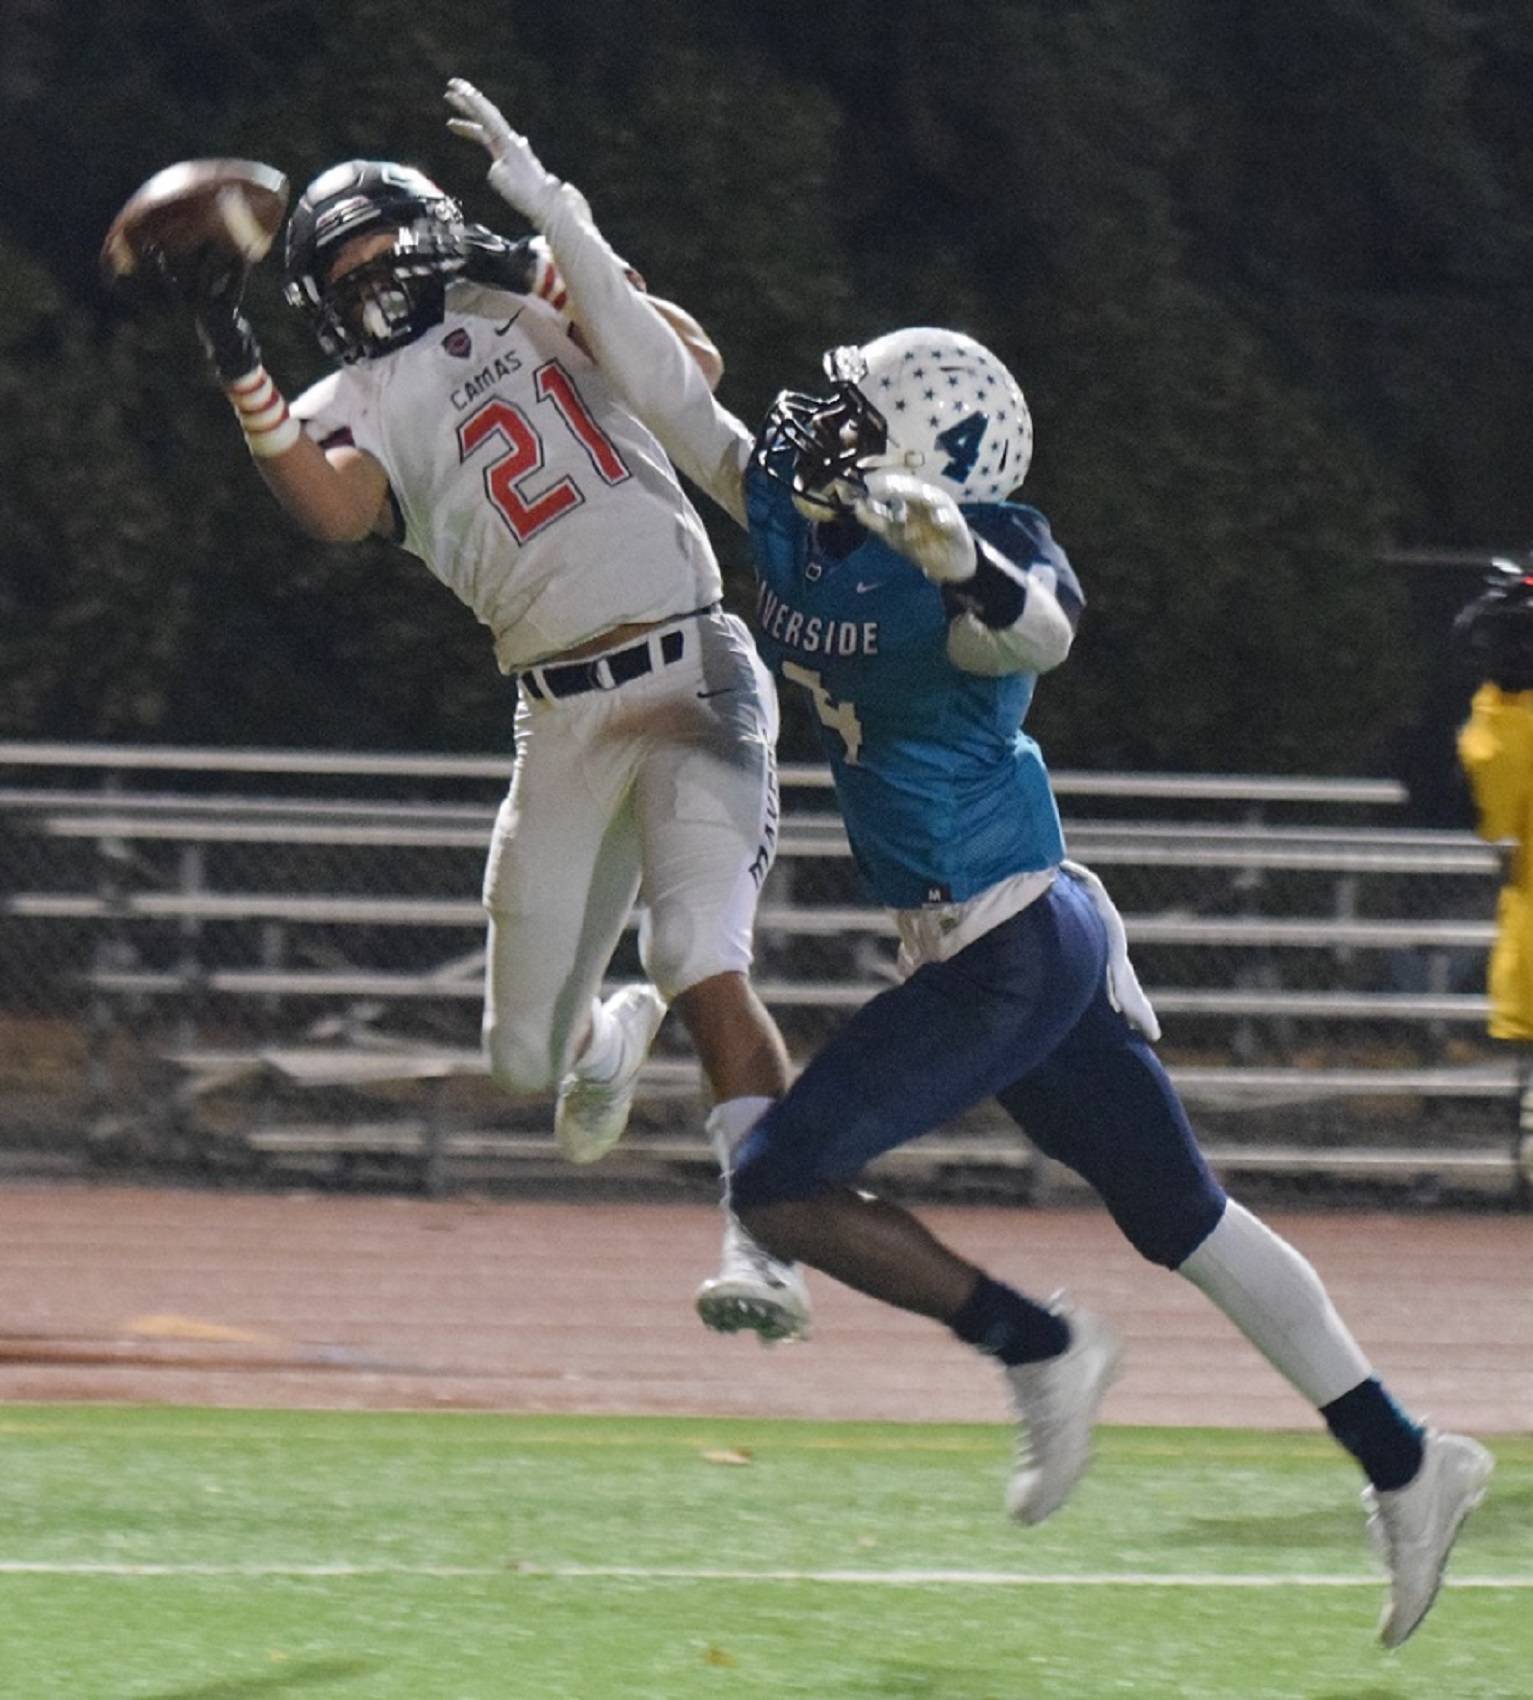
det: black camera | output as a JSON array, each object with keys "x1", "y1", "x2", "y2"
[{"x1": 1453, "y1": 557, "x2": 1533, "y2": 692}]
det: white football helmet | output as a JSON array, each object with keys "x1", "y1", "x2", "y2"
[
  {"x1": 757, "y1": 326, "x2": 1033, "y2": 512},
  {"x1": 846, "y1": 327, "x2": 1033, "y2": 502}
]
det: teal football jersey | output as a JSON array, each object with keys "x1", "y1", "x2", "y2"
[{"x1": 744, "y1": 460, "x2": 1082, "y2": 907}]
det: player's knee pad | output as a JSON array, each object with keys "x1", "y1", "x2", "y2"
[
  {"x1": 481, "y1": 1010, "x2": 562, "y2": 1100},
  {"x1": 639, "y1": 904, "x2": 748, "y2": 1004},
  {"x1": 1112, "y1": 1175, "x2": 1228, "y2": 1270}
]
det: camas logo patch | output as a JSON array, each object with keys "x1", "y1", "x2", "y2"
[{"x1": 442, "y1": 328, "x2": 473, "y2": 359}]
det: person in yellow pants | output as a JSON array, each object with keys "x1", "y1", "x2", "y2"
[{"x1": 1454, "y1": 558, "x2": 1533, "y2": 1201}]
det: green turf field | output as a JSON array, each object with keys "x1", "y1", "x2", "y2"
[{"x1": 0, "y1": 1408, "x2": 1526, "y2": 1699}]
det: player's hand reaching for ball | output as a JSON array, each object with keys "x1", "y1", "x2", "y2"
[
  {"x1": 152, "y1": 243, "x2": 261, "y2": 384},
  {"x1": 445, "y1": 80, "x2": 563, "y2": 227},
  {"x1": 852, "y1": 470, "x2": 977, "y2": 584}
]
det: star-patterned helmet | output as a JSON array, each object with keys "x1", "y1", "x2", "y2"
[{"x1": 847, "y1": 327, "x2": 1033, "y2": 503}]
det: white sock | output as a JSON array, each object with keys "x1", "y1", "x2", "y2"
[
  {"x1": 705, "y1": 1095, "x2": 775, "y2": 1171},
  {"x1": 574, "y1": 994, "x2": 623, "y2": 1082},
  {"x1": 705, "y1": 1096, "x2": 778, "y2": 1262},
  {"x1": 1177, "y1": 1200, "x2": 1372, "y2": 1408}
]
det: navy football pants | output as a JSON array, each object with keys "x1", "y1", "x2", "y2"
[{"x1": 730, "y1": 872, "x2": 1227, "y2": 1269}]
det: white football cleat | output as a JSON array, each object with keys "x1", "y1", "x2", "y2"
[
  {"x1": 1003, "y1": 1305, "x2": 1123, "y2": 1525},
  {"x1": 695, "y1": 1215, "x2": 812, "y2": 1345},
  {"x1": 554, "y1": 984, "x2": 667, "y2": 1165},
  {"x1": 1365, "y1": 1429, "x2": 1494, "y2": 1649}
]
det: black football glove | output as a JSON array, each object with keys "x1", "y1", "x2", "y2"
[{"x1": 152, "y1": 243, "x2": 262, "y2": 384}]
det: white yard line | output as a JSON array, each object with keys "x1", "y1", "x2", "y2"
[{"x1": 0, "y1": 1561, "x2": 1527, "y2": 1588}]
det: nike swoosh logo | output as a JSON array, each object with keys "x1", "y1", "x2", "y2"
[
  {"x1": 494, "y1": 311, "x2": 524, "y2": 334},
  {"x1": 696, "y1": 687, "x2": 739, "y2": 700},
  {"x1": 856, "y1": 581, "x2": 881, "y2": 593}
]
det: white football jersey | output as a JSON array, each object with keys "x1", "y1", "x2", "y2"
[{"x1": 291, "y1": 284, "x2": 723, "y2": 671}]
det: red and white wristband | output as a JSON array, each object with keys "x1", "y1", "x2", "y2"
[{"x1": 225, "y1": 366, "x2": 302, "y2": 459}]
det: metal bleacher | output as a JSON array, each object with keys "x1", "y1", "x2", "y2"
[{"x1": 0, "y1": 741, "x2": 1526, "y2": 1200}]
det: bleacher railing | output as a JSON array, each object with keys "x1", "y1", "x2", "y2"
[{"x1": 0, "y1": 742, "x2": 1521, "y2": 1199}]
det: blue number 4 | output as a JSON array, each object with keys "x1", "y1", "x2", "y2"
[{"x1": 934, "y1": 411, "x2": 988, "y2": 483}]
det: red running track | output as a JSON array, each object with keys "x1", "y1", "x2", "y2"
[{"x1": 0, "y1": 1183, "x2": 1527, "y2": 1432}]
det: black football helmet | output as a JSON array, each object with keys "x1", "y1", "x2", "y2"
[
  {"x1": 1454, "y1": 556, "x2": 1533, "y2": 692},
  {"x1": 283, "y1": 160, "x2": 470, "y2": 362}
]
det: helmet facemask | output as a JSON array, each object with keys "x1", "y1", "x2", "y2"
[
  {"x1": 756, "y1": 348, "x2": 890, "y2": 518},
  {"x1": 295, "y1": 220, "x2": 467, "y2": 362}
]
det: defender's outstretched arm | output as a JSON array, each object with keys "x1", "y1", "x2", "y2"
[{"x1": 445, "y1": 78, "x2": 752, "y2": 527}]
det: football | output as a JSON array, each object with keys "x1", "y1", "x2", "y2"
[{"x1": 100, "y1": 158, "x2": 290, "y2": 288}]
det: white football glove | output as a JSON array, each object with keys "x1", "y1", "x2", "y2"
[
  {"x1": 851, "y1": 469, "x2": 977, "y2": 584},
  {"x1": 445, "y1": 79, "x2": 564, "y2": 227}
]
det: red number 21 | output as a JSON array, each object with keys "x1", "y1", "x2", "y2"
[{"x1": 458, "y1": 360, "x2": 631, "y2": 544}]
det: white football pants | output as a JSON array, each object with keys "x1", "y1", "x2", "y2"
[{"x1": 481, "y1": 607, "x2": 779, "y2": 1097}]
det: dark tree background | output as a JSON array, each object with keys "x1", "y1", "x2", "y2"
[{"x1": 2, "y1": 0, "x2": 1530, "y2": 789}]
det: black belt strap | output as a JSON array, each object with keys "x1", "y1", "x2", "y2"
[{"x1": 524, "y1": 626, "x2": 687, "y2": 702}]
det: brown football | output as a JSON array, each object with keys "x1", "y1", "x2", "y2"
[{"x1": 100, "y1": 158, "x2": 290, "y2": 286}]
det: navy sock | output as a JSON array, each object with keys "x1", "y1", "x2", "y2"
[
  {"x1": 948, "y1": 1274, "x2": 1070, "y2": 1366},
  {"x1": 1321, "y1": 1377, "x2": 1425, "y2": 1492}
]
